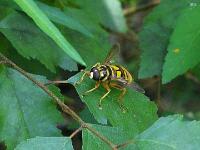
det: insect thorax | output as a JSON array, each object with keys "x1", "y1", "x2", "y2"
[{"x1": 90, "y1": 63, "x2": 132, "y2": 83}]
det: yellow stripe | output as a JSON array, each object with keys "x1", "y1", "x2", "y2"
[
  {"x1": 112, "y1": 65, "x2": 119, "y2": 70},
  {"x1": 116, "y1": 71, "x2": 121, "y2": 78},
  {"x1": 110, "y1": 65, "x2": 117, "y2": 78},
  {"x1": 123, "y1": 70, "x2": 128, "y2": 80}
]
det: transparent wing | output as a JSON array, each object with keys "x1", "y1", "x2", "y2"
[
  {"x1": 103, "y1": 43, "x2": 120, "y2": 64},
  {"x1": 110, "y1": 78, "x2": 145, "y2": 93},
  {"x1": 128, "y1": 82, "x2": 145, "y2": 93}
]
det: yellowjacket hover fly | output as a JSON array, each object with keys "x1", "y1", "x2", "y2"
[{"x1": 76, "y1": 44, "x2": 145, "y2": 112}]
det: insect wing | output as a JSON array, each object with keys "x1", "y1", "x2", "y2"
[
  {"x1": 112, "y1": 78, "x2": 145, "y2": 93},
  {"x1": 103, "y1": 44, "x2": 120, "y2": 64},
  {"x1": 128, "y1": 82, "x2": 145, "y2": 93},
  {"x1": 109, "y1": 77, "x2": 128, "y2": 87}
]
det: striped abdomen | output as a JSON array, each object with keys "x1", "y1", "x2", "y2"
[{"x1": 109, "y1": 65, "x2": 132, "y2": 84}]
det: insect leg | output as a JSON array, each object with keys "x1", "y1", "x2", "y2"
[
  {"x1": 118, "y1": 88, "x2": 127, "y2": 113},
  {"x1": 75, "y1": 70, "x2": 90, "y2": 85},
  {"x1": 110, "y1": 82, "x2": 127, "y2": 113},
  {"x1": 99, "y1": 82, "x2": 111, "y2": 109},
  {"x1": 83, "y1": 81, "x2": 100, "y2": 96}
]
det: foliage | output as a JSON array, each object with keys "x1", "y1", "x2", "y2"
[
  {"x1": 15, "y1": 137, "x2": 73, "y2": 150},
  {"x1": 83, "y1": 115, "x2": 200, "y2": 149},
  {"x1": 131, "y1": 115, "x2": 200, "y2": 150},
  {"x1": 82, "y1": 124, "x2": 129, "y2": 150},
  {"x1": 14, "y1": 0, "x2": 86, "y2": 66},
  {"x1": 139, "y1": 0, "x2": 200, "y2": 83},
  {"x1": 138, "y1": 0, "x2": 189, "y2": 79},
  {"x1": 0, "y1": 0, "x2": 200, "y2": 149},
  {"x1": 0, "y1": 11, "x2": 77, "y2": 72},
  {"x1": 162, "y1": 5, "x2": 200, "y2": 83},
  {"x1": 0, "y1": 67, "x2": 63, "y2": 149}
]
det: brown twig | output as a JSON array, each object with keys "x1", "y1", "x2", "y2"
[
  {"x1": 82, "y1": 124, "x2": 117, "y2": 150},
  {"x1": 0, "y1": 53, "x2": 117, "y2": 149},
  {"x1": 0, "y1": 53, "x2": 84, "y2": 124},
  {"x1": 44, "y1": 80, "x2": 68, "y2": 86},
  {"x1": 115, "y1": 140, "x2": 134, "y2": 149},
  {"x1": 123, "y1": 0, "x2": 160, "y2": 16},
  {"x1": 0, "y1": 60, "x2": 8, "y2": 64},
  {"x1": 69, "y1": 126, "x2": 82, "y2": 139}
]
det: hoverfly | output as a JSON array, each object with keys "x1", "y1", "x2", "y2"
[{"x1": 75, "y1": 44, "x2": 145, "y2": 112}]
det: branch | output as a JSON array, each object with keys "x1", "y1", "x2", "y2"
[
  {"x1": 82, "y1": 124, "x2": 117, "y2": 150},
  {"x1": 44, "y1": 80, "x2": 68, "y2": 86},
  {"x1": 69, "y1": 126, "x2": 82, "y2": 139},
  {"x1": 0, "y1": 53, "x2": 83, "y2": 124},
  {"x1": 0, "y1": 53, "x2": 117, "y2": 149},
  {"x1": 0, "y1": 60, "x2": 8, "y2": 65},
  {"x1": 115, "y1": 140, "x2": 134, "y2": 149},
  {"x1": 123, "y1": 0, "x2": 160, "y2": 16}
]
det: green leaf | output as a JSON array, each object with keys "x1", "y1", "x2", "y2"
[
  {"x1": 82, "y1": 124, "x2": 129, "y2": 150},
  {"x1": 60, "y1": 1, "x2": 113, "y2": 63},
  {"x1": 63, "y1": 7, "x2": 107, "y2": 37},
  {"x1": 36, "y1": 1, "x2": 93, "y2": 38},
  {"x1": 0, "y1": 67, "x2": 63, "y2": 150},
  {"x1": 139, "y1": 0, "x2": 189, "y2": 79},
  {"x1": 15, "y1": 137, "x2": 73, "y2": 150},
  {"x1": 14, "y1": 0, "x2": 86, "y2": 66},
  {"x1": 71, "y1": 0, "x2": 127, "y2": 33},
  {"x1": 0, "y1": 11, "x2": 77, "y2": 72},
  {"x1": 59, "y1": 16, "x2": 110, "y2": 67},
  {"x1": 162, "y1": 4, "x2": 200, "y2": 83},
  {"x1": 68, "y1": 107, "x2": 98, "y2": 129},
  {"x1": 0, "y1": 34, "x2": 57, "y2": 78},
  {"x1": 83, "y1": 115, "x2": 200, "y2": 150},
  {"x1": 68, "y1": 73, "x2": 158, "y2": 137},
  {"x1": 127, "y1": 115, "x2": 200, "y2": 150}
]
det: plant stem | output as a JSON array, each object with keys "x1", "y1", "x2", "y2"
[
  {"x1": 82, "y1": 124, "x2": 117, "y2": 150},
  {"x1": 0, "y1": 53, "x2": 117, "y2": 149},
  {"x1": 44, "y1": 80, "x2": 68, "y2": 86},
  {"x1": 123, "y1": 0, "x2": 160, "y2": 16},
  {"x1": 115, "y1": 140, "x2": 134, "y2": 149},
  {"x1": 69, "y1": 126, "x2": 82, "y2": 139}
]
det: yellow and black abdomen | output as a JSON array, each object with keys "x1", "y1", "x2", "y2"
[{"x1": 108, "y1": 65, "x2": 133, "y2": 84}]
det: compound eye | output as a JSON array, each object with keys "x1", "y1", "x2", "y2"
[{"x1": 90, "y1": 67, "x2": 99, "y2": 80}]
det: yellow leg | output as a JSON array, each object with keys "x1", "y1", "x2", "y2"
[
  {"x1": 118, "y1": 88, "x2": 127, "y2": 113},
  {"x1": 118, "y1": 88, "x2": 126, "y2": 101},
  {"x1": 110, "y1": 82, "x2": 127, "y2": 113},
  {"x1": 74, "y1": 70, "x2": 90, "y2": 86},
  {"x1": 99, "y1": 82, "x2": 111, "y2": 109},
  {"x1": 83, "y1": 81, "x2": 100, "y2": 96}
]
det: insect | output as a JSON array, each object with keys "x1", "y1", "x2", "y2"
[{"x1": 75, "y1": 44, "x2": 145, "y2": 112}]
